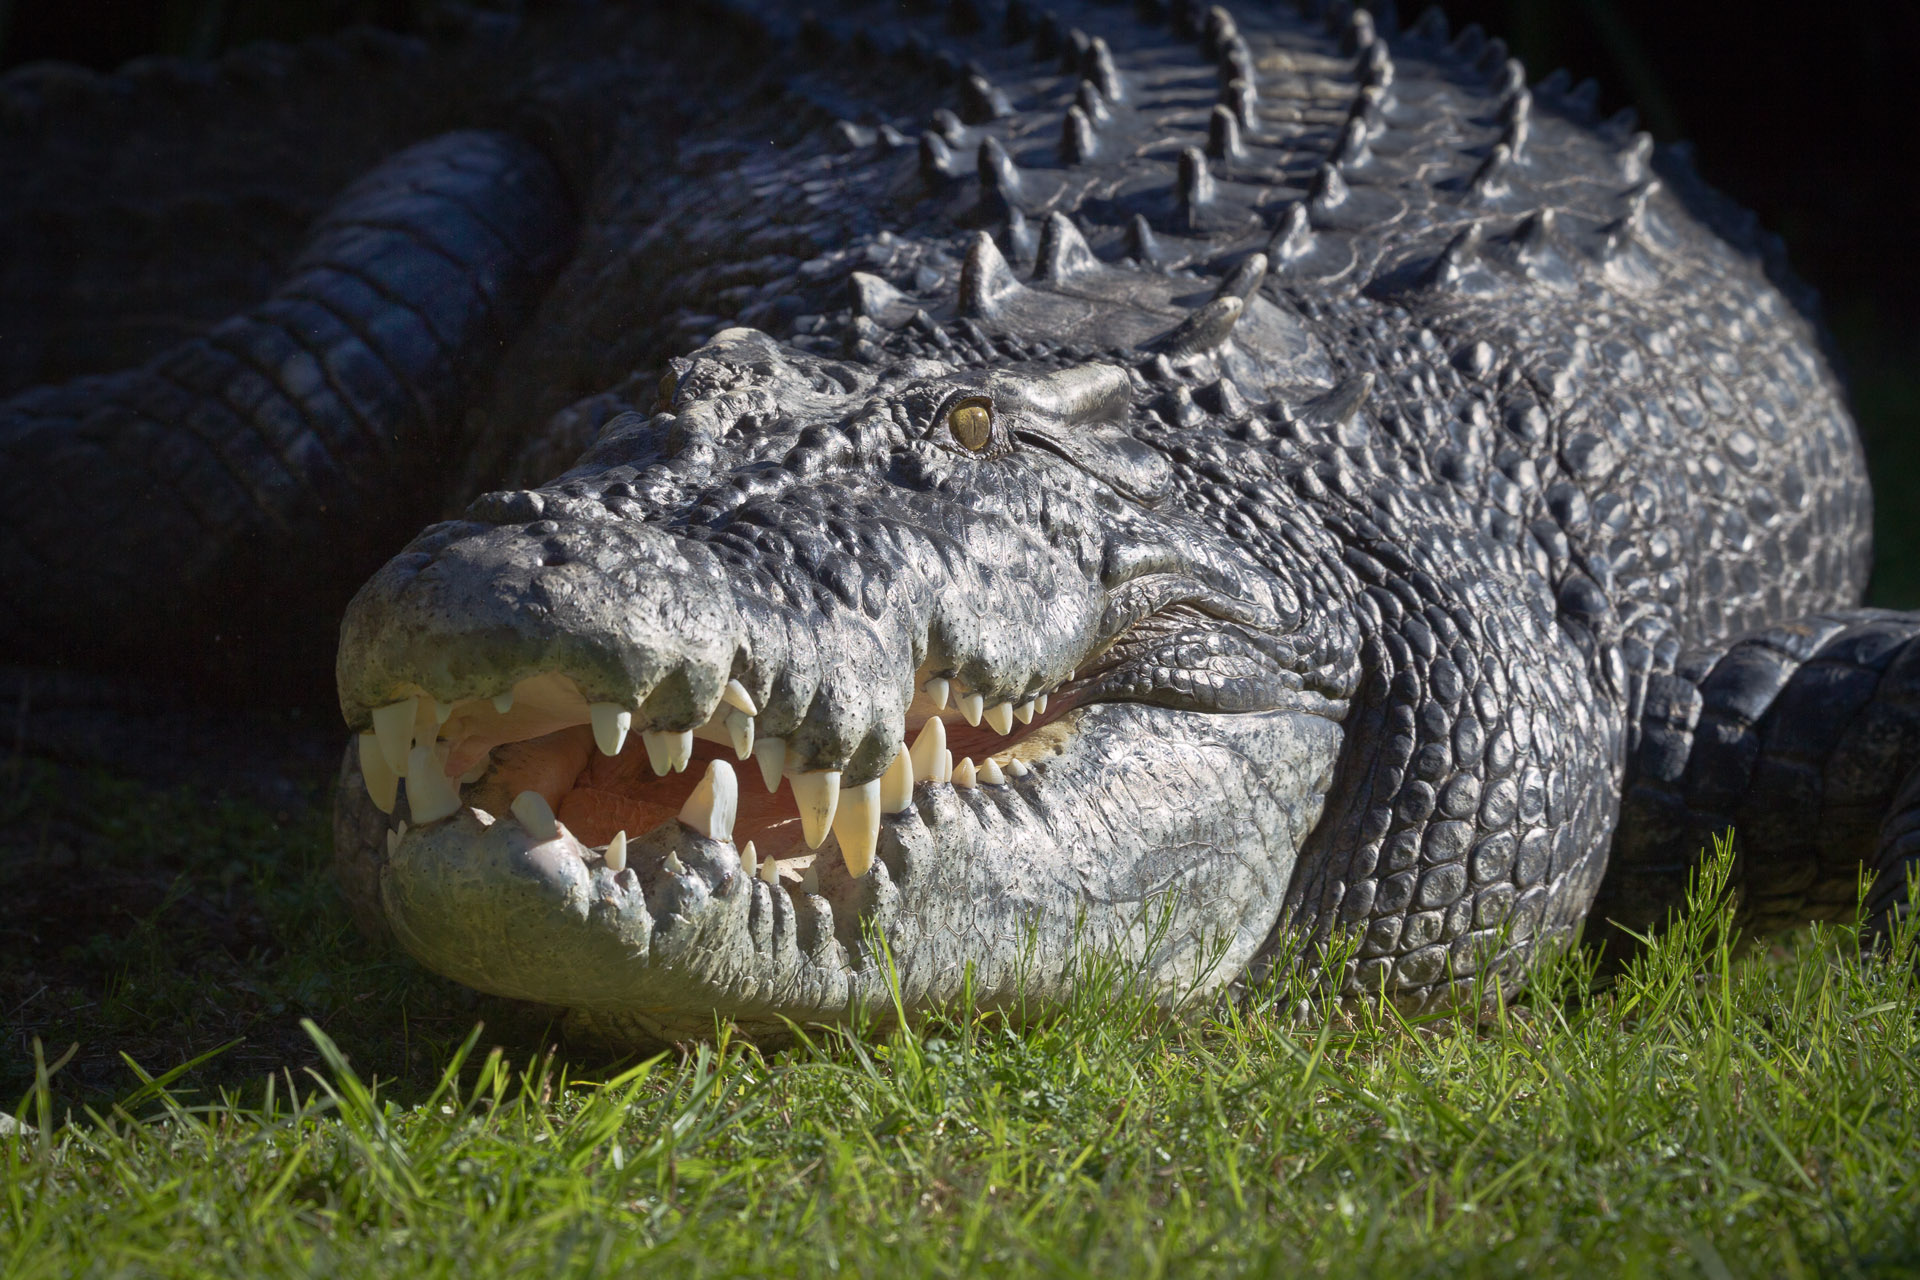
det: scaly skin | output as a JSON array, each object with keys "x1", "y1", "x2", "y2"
[{"x1": 7, "y1": 1, "x2": 1917, "y2": 1048}]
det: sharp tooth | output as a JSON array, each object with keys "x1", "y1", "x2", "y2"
[
  {"x1": 1036, "y1": 692, "x2": 1050, "y2": 714},
  {"x1": 385, "y1": 829, "x2": 399, "y2": 856},
  {"x1": 790, "y1": 770, "x2": 842, "y2": 849},
  {"x1": 357, "y1": 732, "x2": 398, "y2": 814},
  {"x1": 668, "y1": 730, "x2": 693, "y2": 772},
  {"x1": 678, "y1": 759, "x2": 739, "y2": 842},
  {"x1": 371, "y1": 698, "x2": 418, "y2": 778},
  {"x1": 754, "y1": 736, "x2": 787, "y2": 791},
  {"x1": 757, "y1": 850, "x2": 779, "y2": 884},
  {"x1": 725, "y1": 708, "x2": 755, "y2": 759},
  {"x1": 722, "y1": 678, "x2": 758, "y2": 716},
  {"x1": 832, "y1": 778, "x2": 881, "y2": 877},
  {"x1": 909, "y1": 716, "x2": 947, "y2": 782},
  {"x1": 511, "y1": 790, "x2": 559, "y2": 841},
  {"x1": 473, "y1": 808, "x2": 495, "y2": 826},
  {"x1": 985, "y1": 701, "x2": 1015, "y2": 734},
  {"x1": 590, "y1": 703, "x2": 632, "y2": 757},
  {"x1": 398, "y1": 820, "x2": 408, "y2": 839},
  {"x1": 492, "y1": 691, "x2": 514, "y2": 714},
  {"x1": 953, "y1": 757, "x2": 977, "y2": 788},
  {"x1": 666, "y1": 850, "x2": 685, "y2": 875},
  {"x1": 1014, "y1": 700, "x2": 1035, "y2": 725},
  {"x1": 605, "y1": 830, "x2": 628, "y2": 872},
  {"x1": 880, "y1": 744, "x2": 914, "y2": 813},
  {"x1": 405, "y1": 744, "x2": 461, "y2": 824},
  {"x1": 978, "y1": 757, "x2": 1005, "y2": 785},
  {"x1": 432, "y1": 699, "x2": 453, "y2": 725},
  {"x1": 642, "y1": 730, "x2": 674, "y2": 776},
  {"x1": 957, "y1": 691, "x2": 984, "y2": 726},
  {"x1": 800, "y1": 863, "x2": 820, "y2": 894},
  {"x1": 1005, "y1": 757, "x2": 1030, "y2": 778},
  {"x1": 740, "y1": 839, "x2": 758, "y2": 881},
  {"x1": 924, "y1": 676, "x2": 950, "y2": 710}
]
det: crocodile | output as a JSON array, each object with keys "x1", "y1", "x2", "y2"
[{"x1": 5, "y1": 0, "x2": 1919, "y2": 1048}]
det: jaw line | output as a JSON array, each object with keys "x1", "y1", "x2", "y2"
[{"x1": 368, "y1": 699, "x2": 1345, "y2": 1043}]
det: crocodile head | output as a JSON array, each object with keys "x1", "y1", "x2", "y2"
[{"x1": 335, "y1": 239, "x2": 1362, "y2": 1045}]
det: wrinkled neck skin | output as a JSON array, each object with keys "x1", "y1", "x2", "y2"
[{"x1": 336, "y1": 315, "x2": 1365, "y2": 1046}]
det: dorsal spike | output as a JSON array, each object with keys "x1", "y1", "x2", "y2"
[
  {"x1": 1004, "y1": 208, "x2": 1038, "y2": 263},
  {"x1": 1331, "y1": 115, "x2": 1370, "y2": 169},
  {"x1": 1422, "y1": 222, "x2": 1485, "y2": 288},
  {"x1": 1298, "y1": 372, "x2": 1373, "y2": 427},
  {"x1": 1564, "y1": 77, "x2": 1600, "y2": 120},
  {"x1": 959, "y1": 231, "x2": 1024, "y2": 317},
  {"x1": 1061, "y1": 104, "x2": 1097, "y2": 164},
  {"x1": 1537, "y1": 67, "x2": 1572, "y2": 96},
  {"x1": 1063, "y1": 27, "x2": 1091, "y2": 74},
  {"x1": 1207, "y1": 105, "x2": 1244, "y2": 160},
  {"x1": 1360, "y1": 39, "x2": 1395, "y2": 88},
  {"x1": 1082, "y1": 36, "x2": 1125, "y2": 101},
  {"x1": 1035, "y1": 212, "x2": 1100, "y2": 282},
  {"x1": 1267, "y1": 203, "x2": 1312, "y2": 263},
  {"x1": 1624, "y1": 179, "x2": 1660, "y2": 226},
  {"x1": 850, "y1": 271, "x2": 909, "y2": 318},
  {"x1": 961, "y1": 73, "x2": 1014, "y2": 123},
  {"x1": 1031, "y1": 12, "x2": 1062, "y2": 59},
  {"x1": 1601, "y1": 106, "x2": 1640, "y2": 145},
  {"x1": 1075, "y1": 80, "x2": 1112, "y2": 125},
  {"x1": 931, "y1": 108, "x2": 968, "y2": 145},
  {"x1": 1219, "y1": 36, "x2": 1254, "y2": 86},
  {"x1": 1309, "y1": 164, "x2": 1350, "y2": 214},
  {"x1": 1500, "y1": 115, "x2": 1529, "y2": 163},
  {"x1": 1161, "y1": 295, "x2": 1244, "y2": 357},
  {"x1": 1202, "y1": 5, "x2": 1238, "y2": 57},
  {"x1": 1410, "y1": 5, "x2": 1448, "y2": 42},
  {"x1": 1514, "y1": 207, "x2": 1556, "y2": 257},
  {"x1": 977, "y1": 137, "x2": 1024, "y2": 215},
  {"x1": 1128, "y1": 214, "x2": 1164, "y2": 265},
  {"x1": 1500, "y1": 86, "x2": 1531, "y2": 127},
  {"x1": 1476, "y1": 37, "x2": 1509, "y2": 78},
  {"x1": 1621, "y1": 131, "x2": 1653, "y2": 182},
  {"x1": 1493, "y1": 57, "x2": 1525, "y2": 98},
  {"x1": 1469, "y1": 142, "x2": 1512, "y2": 199},
  {"x1": 1220, "y1": 77, "x2": 1257, "y2": 126},
  {"x1": 1341, "y1": 9, "x2": 1375, "y2": 55},
  {"x1": 1178, "y1": 146, "x2": 1215, "y2": 213},
  {"x1": 1449, "y1": 22, "x2": 1486, "y2": 60},
  {"x1": 920, "y1": 131, "x2": 955, "y2": 182},
  {"x1": 1213, "y1": 251, "x2": 1268, "y2": 301}
]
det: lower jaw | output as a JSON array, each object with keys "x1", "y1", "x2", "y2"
[{"x1": 365, "y1": 702, "x2": 1345, "y2": 1044}]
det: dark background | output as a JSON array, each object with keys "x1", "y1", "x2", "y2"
[{"x1": 3, "y1": 0, "x2": 1916, "y2": 597}]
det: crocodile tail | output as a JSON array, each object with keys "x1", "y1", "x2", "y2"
[{"x1": 0, "y1": 129, "x2": 575, "y2": 688}]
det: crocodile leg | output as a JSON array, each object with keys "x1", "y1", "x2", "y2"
[{"x1": 1595, "y1": 610, "x2": 1920, "y2": 958}]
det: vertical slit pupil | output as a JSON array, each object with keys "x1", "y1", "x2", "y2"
[{"x1": 949, "y1": 400, "x2": 994, "y2": 451}]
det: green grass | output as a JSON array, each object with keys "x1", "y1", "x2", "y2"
[{"x1": 3, "y1": 755, "x2": 1919, "y2": 1276}]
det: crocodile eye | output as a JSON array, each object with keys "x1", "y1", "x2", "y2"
[{"x1": 947, "y1": 398, "x2": 994, "y2": 451}]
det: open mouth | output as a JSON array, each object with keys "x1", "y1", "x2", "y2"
[{"x1": 356, "y1": 662, "x2": 1088, "y2": 886}]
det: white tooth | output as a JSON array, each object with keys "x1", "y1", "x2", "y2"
[
  {"x1": 725, "y1": 708, "x2": 755, "y2": 759},
  {"x1": 458, "y1": 752, "x2": 491, "y2": 785},
  {"x1": 957, "y1": 691, "x2": 984, "y2": 726},
  {"x1": 371, "y1": 698, "x2": 417, "y2": 778},
  {"x1": 668, "y1": 730, "x2": 694, "y2": 773},
  {"x1": 492, "y1": 691, "x2": 514, "y2": 714},
  {"x1": 937, "y1": 749, "x2": 953, "y2": 784},
  {"x1": 924, "y1": 676, "x2": 950, "y2": 710},
  {"x1": 677, "y1": 759, "x2": 739, "y2": 842},
  {"x1": 642, "y1": 730, "x2": 673, "y2": 776},
  {"x1": 357, "y1": 732, "x2": 398, "y2": 814},
  {"x1": 722, "y1": 678, "x2": 758, "y2": 716},
  {"x1": 909, "y1": 716, "x2": 947, "y2": 783},
  {"x1": 432, "y1": 699, "x2": 453, "y2": 725},
  {"x1": 666, "y1": 850, "x2": 685, "y2": 876},
  {"x1": 385, "y1": 829, "x2": 399, "y2": 856},
  {"x1": 880, "y1": 745, "x2": 914, "y2": 814},
  {"x1": 1037, "y1": 692, "x2": 1050, "y2": 714},
  {"x1": 740, "y1": 839, "x2": 758, "y2": 881},
  {"x1": 985, "y1": 701, "x2": 1015, "y2": 735},
  {"x1": 404, "y1": 744, "x2": 461, "y2": 824},
  {"x1": 978, "y1": 757, "x2": 1005, "y2": 785},
  {"x1": 831, "y1": 778, "x2": 881, "y2": 877},
  {"x1": 757, "y1": 850, "x2": 779, "y2": 884},
  {"x1": 790, "y1": 770, "x2": 842, "y2": 849},
  {"x1": 1014, "y1": 700, "x2": 1035, "y2": 725},
  {"x1": 590, "y1": 703, "x2": 632, "y2": 757},
  {"x1": 605, "y1": 830, "x2": 628, "y2": 873},
  {"x1": 1005, "y1": 757, "x2": 1030, "y2": 778},
  {"x1": 511, "y1": 790, "x2": 559, "y2": 841},
  {"x1": 397, "y1": 820, "x2": 408, "y2": 839},
  {"x1": 754, "y1": 737, "x2": 787, "y2": 792},
  {"x1": 800, "y1": 863, "x2": 821, "y2": 894},
  {"x1": 953, "y1": 757, "x2": 977, "y2": 788},
  {"x1": 473, "y1": 808, "x2": 496, "y2": 826}
]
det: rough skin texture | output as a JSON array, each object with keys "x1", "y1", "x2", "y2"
[{"x1": 5, "y1": 0, "x2": 1918, "y2": 1048}]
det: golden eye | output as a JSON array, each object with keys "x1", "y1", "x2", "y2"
[{"x1": 948, "y1": 399, "x2": 994, "y2": 451}]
